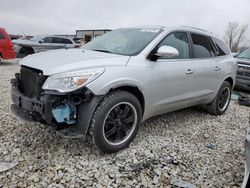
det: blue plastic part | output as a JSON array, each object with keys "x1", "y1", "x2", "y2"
[{"x1": 52, "y1": 103, "x2": 76, "y2": 124}]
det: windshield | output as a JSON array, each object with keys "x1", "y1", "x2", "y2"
[
  {"x1": 237, "y1": 48, "x2": 250, "y2": 59},
  {"x1": 83, "y1": 28, "x2": 162, "y2": 56},
  {"x1": 29, "y1": 35, "x2": 44, "y2": 42}
]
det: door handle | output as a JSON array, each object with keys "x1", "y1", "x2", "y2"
[
  {"x1": 214, "y1": 66, "x2": 221, "y2": 71},
  {"x1": 186, "y1": 69, "x2": 193, "y2": 74}
]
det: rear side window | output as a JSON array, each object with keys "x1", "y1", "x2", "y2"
[
  {"x1": 0, "y1": 32, "x2": 5, "y2": 39},
  {"x1": 211, "y1": 37, "x2": 230, "y2": 56},
  {"x1": 157, "y1": 32, "x2": 190, "y2": 59},
  {"x1": 63, "y1": 38, "x2": 73, "y2": 44},
  {"x1": 43, "y1": 37, "x2": 53, "y2": 43},
  {"x1": 54, "y1": 37, "x2": 64, "y2": 44},
  {"x1": 191, "y1": 33, "x2": 216, "y2": 58}
]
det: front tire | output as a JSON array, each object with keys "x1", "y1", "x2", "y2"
[
  {"x1": 88, "y1": 90, "x2": 142, "y2": 153},
  {"x1": 206, "y1": 81, "x2": 232, "y2": 115}
]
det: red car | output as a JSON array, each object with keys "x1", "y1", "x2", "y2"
[{"x1": 0, "y1": 27, "x2": 16, "y2": 62}]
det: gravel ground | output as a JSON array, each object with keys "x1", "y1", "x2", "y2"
[{"x1": 0, "y1": 62, "x2": 249, "y2": 188}]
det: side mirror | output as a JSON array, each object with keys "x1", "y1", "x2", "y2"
[
  {"x1": 39, "y1": 40, "x2": 43, "y2": 43},
  {"x1": 232, "y1": 52, "x2": 238, "y2": 58},
  {"x1": 156, "y1": 46, "x2": 179, "y2": 58}
]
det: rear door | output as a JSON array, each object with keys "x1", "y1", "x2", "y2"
[
  {"x1": 62, "y1": 38, "x2": 75, "y2": 48},
  {"x1": 189, "y1": 33, "x2": 222, "y2": 101},
  {"x1": 53, "y1": 37, "x2": 67, "y2": 48},
  {"x1": 53, "y1": 37, "x2": 75, "y2": 48}
]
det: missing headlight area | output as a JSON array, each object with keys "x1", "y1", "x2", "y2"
[
  {"x1": 19, "y1": 66, "x2": 46, "y2": 98},
  {"x1": 52, "y1": 100, "x2": 77, "y2": 125}
]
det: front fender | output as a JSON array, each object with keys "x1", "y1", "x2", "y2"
[{"x1": 86, "y1": 66, "x2": 151, "y2": 97}]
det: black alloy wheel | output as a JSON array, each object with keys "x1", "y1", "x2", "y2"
[
  {"x1": 87, "y1": 90, "x2": 142, "y2": 153},
  {"x1": 103, "y1": 102, "x2": 137, "y2": 146}
]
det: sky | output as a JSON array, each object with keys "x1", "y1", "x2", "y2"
[{"x1": 0, "y1": 0, "x2": 250, "y2": 41}]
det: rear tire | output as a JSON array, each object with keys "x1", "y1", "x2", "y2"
[
  {"x1": 87, "y1": 90, "x2": 142, "y2": 153},
  {"x1": 18, "y1": 47, "x2": 34, "y2": 58},
  {"x1": 206, "y1": 81, "x2": 232, "y2": 115}
]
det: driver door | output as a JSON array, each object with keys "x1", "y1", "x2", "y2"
[{"x1": 150, "y1": 32, "x2": 196, "y2": 114}]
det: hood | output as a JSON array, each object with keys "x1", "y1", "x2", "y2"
[
  {"x1": 236, "y1": 57, "x2": 250, "y2": 65},
  {"x1": 19, "y1": 49, "x2": 130, "y2": 75}
]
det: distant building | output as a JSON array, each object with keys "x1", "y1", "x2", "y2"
[{"x1": 76, "y1": 29, "x2": 111, "y2": 43}]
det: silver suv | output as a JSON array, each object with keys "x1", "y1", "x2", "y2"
[
  {"x1": 13, "y1": 35, "x2": 76, "y2": 58},
  {"x1": 11, "y1": 26, "x2": 236, "y2": 152}
]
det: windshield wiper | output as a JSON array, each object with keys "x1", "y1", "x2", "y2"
[{"x1": 92, "y1": 49, "x2": 112, "y2": 54}]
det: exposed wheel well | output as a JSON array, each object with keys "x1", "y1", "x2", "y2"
[
  {"x1": 19, "y1": 46, "x2": 34, "y2": 55},
  {"x1": 224, "y1": 77, "x2": 233, "y2": 88},
  {"x1": 109, "y1": 86, "x2": 145, "y2": 115}
]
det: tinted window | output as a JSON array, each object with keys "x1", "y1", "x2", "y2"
[
  {"x1": 0, "y1": 32, "x2": 5, "y2": 39},
  {"x1": 211, "y1": 37, "x2": 230, "y2": 56},
  {"x1": 157, "y1": 32, "x2": 190, "y2": 59},
  {"x1": 63, "y1": 38, "x2": 73, "y2": 44},
  {"x1": 54, "y1": 37, "x2": 65, "y2": 44},
  {"x1": 191, "y1": 34, "x2": 216, "y2": 58},
  {"x1": 43, "y1": 37, "x2": 53, "y2": 43}
]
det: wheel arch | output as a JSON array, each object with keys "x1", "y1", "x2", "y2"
[
  {"x1": 19, "y1": 46, "x2": 35, "y2": 55},
  {"x1": 108, "y1": 85, "x2": 145, "y2": 116},
  {"x1": 77, "y1": 85, "x2": 146, "y2": 138},
  {"x1": 224, "y1": 76, "x2": 234, "y2": 88}
]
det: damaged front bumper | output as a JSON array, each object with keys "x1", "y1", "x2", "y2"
[
  {"x1": 11, "y1": 74, "x2": 103, "y2": 138},
  {"x1": 11, "y1": 86, "x2": 55, "y2": 123}
]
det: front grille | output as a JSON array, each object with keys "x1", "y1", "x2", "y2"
[
  {"x1": 237, "y1": 63, "x2": 250, "y2": 79},
  {"x1": 19, "y1": 66, "x2": 46, "y2": 98}
]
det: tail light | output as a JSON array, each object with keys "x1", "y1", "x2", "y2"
[{"x1": 7, "y1": 40, "x2": 15, "y2": 50}]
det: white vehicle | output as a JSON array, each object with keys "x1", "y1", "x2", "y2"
[{"x1": 13, "y1": 35, "x2": 76, "y2": 57}]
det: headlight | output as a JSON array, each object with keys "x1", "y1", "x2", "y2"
[{"x1": 42, "y1": 68, "x2": 105, "y2": 93}]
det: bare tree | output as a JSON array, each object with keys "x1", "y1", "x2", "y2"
[{"x1": 224, "y1": 22, "x2": 248, "y2": 52}]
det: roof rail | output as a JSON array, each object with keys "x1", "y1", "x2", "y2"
[
  {"x1": 181, "y1": 25, "x2": 217, "y2": 36},
  {"x1": 181, "y1": 25, "x2": 208, "y2": 32}
]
